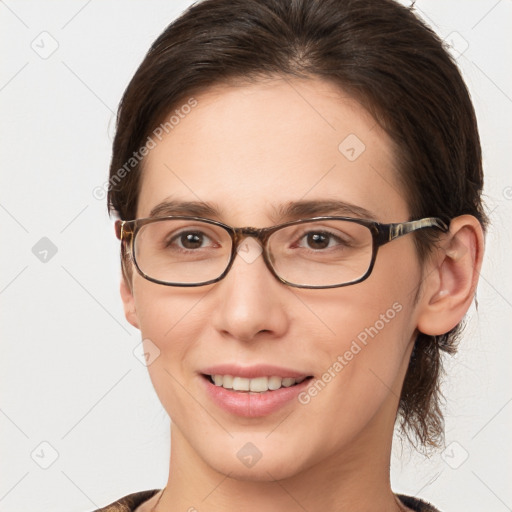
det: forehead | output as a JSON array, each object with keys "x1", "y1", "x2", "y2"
[{"x1": 137, "y1": 77, "x2": 409, "y2": 224}]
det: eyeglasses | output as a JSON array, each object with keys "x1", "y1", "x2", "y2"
[{"x1": 115, "y1": 215, "x2": 449, "y2": 289}]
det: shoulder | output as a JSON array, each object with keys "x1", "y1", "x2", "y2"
[
  {"x1": 90, "y1": 489, "x2": 161, "y2": 512},
  {"x1": 397, "y1": 494, "x2": 442, "y2": 512}
]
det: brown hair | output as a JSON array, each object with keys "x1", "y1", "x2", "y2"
[{"x1": 108, "y1": 0, "x2": 487, "y2": 450}]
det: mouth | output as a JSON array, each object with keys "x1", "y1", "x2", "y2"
[
  {"x1": 202, "y1": 373, "x2": 314, "y2": 393},
  {"x1": 199, "y1": 364, "x2": 315, "y2": 417}
]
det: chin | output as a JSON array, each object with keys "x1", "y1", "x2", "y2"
[
  {"x1": 213, "y1": 456, "x2": 304, "y2": 482},
  {"x1": 196, "y1": 433, "x2": 312, "y2": 482}
]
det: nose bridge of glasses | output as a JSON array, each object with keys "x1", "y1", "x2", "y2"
[
  {"x1": 228, "y1": 227, "x2": 278, "y2": 281},
  {"x1": 232, "y1": 226, "x2": 269, "y2": 247},
  {"x1": 230, "y1": 227, "x2": 273, "y2": 270}
]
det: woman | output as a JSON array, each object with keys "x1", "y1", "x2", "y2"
[{"x1": 95, "y1": 0, "x2": 486, "y2": 510}]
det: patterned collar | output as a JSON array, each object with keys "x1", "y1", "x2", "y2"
[{"x1": 93, "y1": 489, "x2": 441, "y2": 512}]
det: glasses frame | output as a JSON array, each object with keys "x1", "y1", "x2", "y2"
[{"x1": 115, "y1": 215, "x2": 449, "y2": 289}]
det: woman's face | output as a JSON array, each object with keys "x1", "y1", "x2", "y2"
[{"x1": 124, "y1": 77, "x2": 427, "y2": 480}]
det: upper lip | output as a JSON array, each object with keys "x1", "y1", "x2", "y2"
[{"x1": 200, "y1": 364, "x2": 311, "y2": 379}]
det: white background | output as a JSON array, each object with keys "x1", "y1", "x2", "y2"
[{"x1": 0, "y1": 1, "x2": 511, "y2": 511}]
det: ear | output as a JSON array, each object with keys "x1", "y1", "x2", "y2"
[
  {"x1": 416, "y1": 215, "x2": 485, "y2": 335},
  {"x1": 120, "y1": 274, "x2": 140, "y2": 330}
]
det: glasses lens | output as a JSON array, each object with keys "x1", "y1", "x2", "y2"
[
  {"x1": 268, "y1": 219, "x2": 373, "y2": 287},
  {"x1": 134, "y1": 219, "x2": 232, "y2": 284}
]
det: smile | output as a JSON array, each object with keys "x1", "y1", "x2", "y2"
[
  {"x1": 205, "y1": 374, "x2": 310, "y2": 392},
  {"x1": 200, "y1": 367, "x2": 314, "y2": 417}
]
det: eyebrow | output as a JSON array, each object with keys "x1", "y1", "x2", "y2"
[
  {"x1": 272, "y1": 200, "x2": 378, "y2": 222},
  {"x1": 147, "y1": 199, "x2": 378, "y2": 223},
  {"x1": 149, "y1": 200, "x2": 221, "y2": 219}
]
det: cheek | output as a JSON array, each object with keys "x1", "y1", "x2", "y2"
[
  {"x1": 296, "y1": 286, "x2": 412, "y2": 396},
  {"x1": 132, "y1": 275, "x2": 207, "y2": 342},
  {"x1": 298, "y1": 247, "x2": 419, "y2": 355},
  {"x1": 131, "y1": 278, "x2": 210, "y2": 403},
  {"x1": 293, "y1": 253, "x2": 421, "y2": 430}
]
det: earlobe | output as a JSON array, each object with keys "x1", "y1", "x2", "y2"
[
  {"x1": 417, "y1": 215, "x2": 484, "y2": 336},
  {"x1": 120, "y1": 275, "x2": 140, "y2": 329}
]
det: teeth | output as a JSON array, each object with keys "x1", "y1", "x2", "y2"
[
  {"x1": 268, "y1": 376, "x2": 282, "y2": 390},
  {"x1": 210, "y1": 374, "x2": 307, "y2": 392},
  {"x1": 222, "y1": 374, "x2": 234, "y2": 389},
  {"x1": 249, "y1": 376, "x2": 268, "y2": 392},
  {"x1": 232, "y1": 376, "x2": 250, "y2": 391}
]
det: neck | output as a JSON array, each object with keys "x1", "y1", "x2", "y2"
[{"x1": 158, "y1": 408, "x2": 405, "y2": 512}]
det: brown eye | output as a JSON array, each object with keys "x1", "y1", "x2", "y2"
[
  {"x1": 179, "y1": 232, "x2": 205, "y2": 249},
  {"x1": 300, "y1": 231, "x2": 344, "y2": 250},
  {"x1": 306, "y1": 232, "x2": 330, "y2": 249}
]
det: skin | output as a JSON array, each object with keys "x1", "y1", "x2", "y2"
[{"x1": 119, "y1": 77, "x2": 484, "y2": 512}]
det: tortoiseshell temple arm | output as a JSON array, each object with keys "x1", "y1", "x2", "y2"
[
  {"x1": 377, "y1": 217, "x2": 449, "y2": 245},
  {"x1": 115, "y1": 220, "x2": 135, "y2": 241},
  {"x1": 115, "y1": 220, "x2": 123, "y2": 240}
]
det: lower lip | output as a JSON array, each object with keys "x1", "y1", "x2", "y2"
[{"x1": 201, "y1": 375, "x2": 312, "y2": 417}]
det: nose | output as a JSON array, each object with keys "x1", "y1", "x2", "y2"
[{"x1": 211, "y1": 237, "x2": 290, "y2": 342}]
